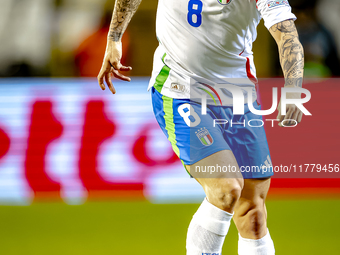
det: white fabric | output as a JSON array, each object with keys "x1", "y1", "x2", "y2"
[
  {"x1": 238, "y1": 229, "x2": 275, "y2": 255},
  {"x1": 257, "y1": 0, "x2": 297, "y2": 30},
  {"x1": 186, "y1": 198, "x2": 233, "y2": 254},
  {"x1": 148, "y1": 0, "x2": 296, "y2": 102}
]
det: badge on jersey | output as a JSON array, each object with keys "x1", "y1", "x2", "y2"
[
  {"x1": 217, "y1": 0, "x2": 233, "y2": 5},
  {"x1": 267, "y1": 0, "x2": 289, "y2": 9}
]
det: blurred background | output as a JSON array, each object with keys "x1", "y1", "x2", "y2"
[
  {"x1": 0, "y1": 0, "x2": 339, "y2": 254},
  {"x1": 1, "y1": 0, "x2": 340, "y2": 78}
]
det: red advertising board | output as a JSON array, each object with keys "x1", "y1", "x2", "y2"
[{"x1": 0, "y1": 78, "x2": 339, "y2": 204}]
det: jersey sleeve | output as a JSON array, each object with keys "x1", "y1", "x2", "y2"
[{"x1": 257, "y1": 0, "x2": 297, "y2": 30}]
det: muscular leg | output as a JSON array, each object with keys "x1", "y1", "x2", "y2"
[
  {"x1": 233, "y1": 178, "x2": 275, "y2": 254},
  {"x1": 233, "y1": 178, "x2": 270, "y2": 239},
  {"x1": 185, "y1": 150, "x2": 243, "y2": 255},
  {"x1": 187, "y1": 149, "x2": 244, "y2": 213}
]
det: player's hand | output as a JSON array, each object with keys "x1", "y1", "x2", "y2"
[
  {"x1": 97, "y1": 40, "x2": 132, "y2": 94},
  {"x1": 277, "y1": 91, "x2": 303, "y2": 127}
]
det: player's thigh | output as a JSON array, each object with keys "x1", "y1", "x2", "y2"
[
  {"x1": 152, "y1": 88, "x2": 243, "y2": 211},
  {"x1": 186, "y1": 150, "x2": 244, "y2": 213}
]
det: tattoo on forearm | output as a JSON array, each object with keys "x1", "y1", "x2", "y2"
[
  {"x1": 108, "y1": 0, "x2": 142, "y2": 42},
  {"x1": 271, "y1": 20, "x2": 304, "y2": 87}
]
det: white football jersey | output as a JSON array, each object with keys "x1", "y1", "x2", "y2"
[{"x1": 148, "y1": 0, "x2": 296, "y2": 103}]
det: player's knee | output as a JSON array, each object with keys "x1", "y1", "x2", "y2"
[
  {"x1": 208, "y1": 179, "x2": 243, "y2": 212},
  {"x1": 220, "y1": 187, "x2": 242, "y2": 211},
  {"x1": 235, "y1": 206, "x2": 266, "y2": 239}
]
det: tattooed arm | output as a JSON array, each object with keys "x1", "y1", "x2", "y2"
[
  {"x1": 98, "y1": 0, "x2": 142, "y2": 94},
  {"x1": 269, "y1": 19, "x2": 305, "y2": 125},
  {"x1": 270, "y1": 19, "x2": 304, "y2": 87}
]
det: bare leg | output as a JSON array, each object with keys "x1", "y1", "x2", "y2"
[
  {"x1": 233, "y1": 178, "x2": 275, "y2": 255},
  {"x1": 185, "y1": 150, "x2": 244, "y2": 254},
  {"x1": 233, "y1": 178, "x2": 271, "y2": 239},
  {"x1": 186, "y1": 150, "x2": 244, "y2": 213}
]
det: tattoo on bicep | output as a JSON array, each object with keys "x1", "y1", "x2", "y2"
[
  {"x1": 271, "y1": 19, "x2": 295, "y2": 33},
  {"x1": 108, "y1": 0, "x2": 142, "y2": 42},
  {"x1": 271, "y1": 20, "x2": 304, "y2": 87}
]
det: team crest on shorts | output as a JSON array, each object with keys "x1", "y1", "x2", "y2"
[
  {"x1": 196, "y1": 128, "x2": 214, "y2": 146},
  {"x1": 217, "y1": 0, "x2": 233, "y2": 5}
]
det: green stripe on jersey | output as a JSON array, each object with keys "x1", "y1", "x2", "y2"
[
  {"x1": 198, "y1": 87, "x2": 217, "y2": 106},
  {"x1": 162, "y1": 95, "x2": 180, "y2": 158},
  {"x1": 154, "y1": 53, "x2": 170, "y2": 93}
]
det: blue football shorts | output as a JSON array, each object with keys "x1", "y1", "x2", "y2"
[{"x1": 151, "y1": 86, "x2": 274, "y2": 179}]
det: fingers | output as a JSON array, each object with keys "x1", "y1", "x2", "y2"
[
  {"x1": 291, "y1": 110, "x2": 299, "y2": 124},
  {"x1": 278, "y1": 106, "x2": 295, "y2": 127},
  {"x1": 97, "y1": 65, "x2": 108, "y2": 90},
  {"x1": 111, "y1": 62, "x2": 132, "y2": 71},
  {"x1": 297, "y1": 111, "x2": 303, "y2": 123},
  {"x1": 97, "y1": 60, "x2": 132, "y2": 93},
  {"x1": 112, "y1": 69, "x2": 131, "y2": 82},
  {"x1": 278, "y1": 106, "x2": 303, "y2": 127},
  {"x1": 277, "y1": 111, "x2": 284, "y2": 123},
  {"x1": 105, "y1": 68, "x2": 116, "y2": 94},
  {"x1": 283, "y1": 107, "x2": 294, "y2": 125},
  {"x1": 277, "y1": 108, "x2": 285, "y2": 127},
  {"x1": 120, "y1": 65, "x2": 132, "y2": 72},
  {"x1": 112, "y1": 64, "x2": 132, "y2": 81}
]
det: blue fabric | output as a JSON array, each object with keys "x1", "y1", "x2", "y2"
[{"x1": 151, "y1": 87, "x2": 273, "y2": 179}]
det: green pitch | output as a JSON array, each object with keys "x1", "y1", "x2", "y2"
[{"x1": 0, "y1": 199, "x2": 339, "y2": 255}]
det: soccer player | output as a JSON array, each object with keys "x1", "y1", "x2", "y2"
[{"x1": 98, "y1": 0, "x2": 304, "y2": 254}]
